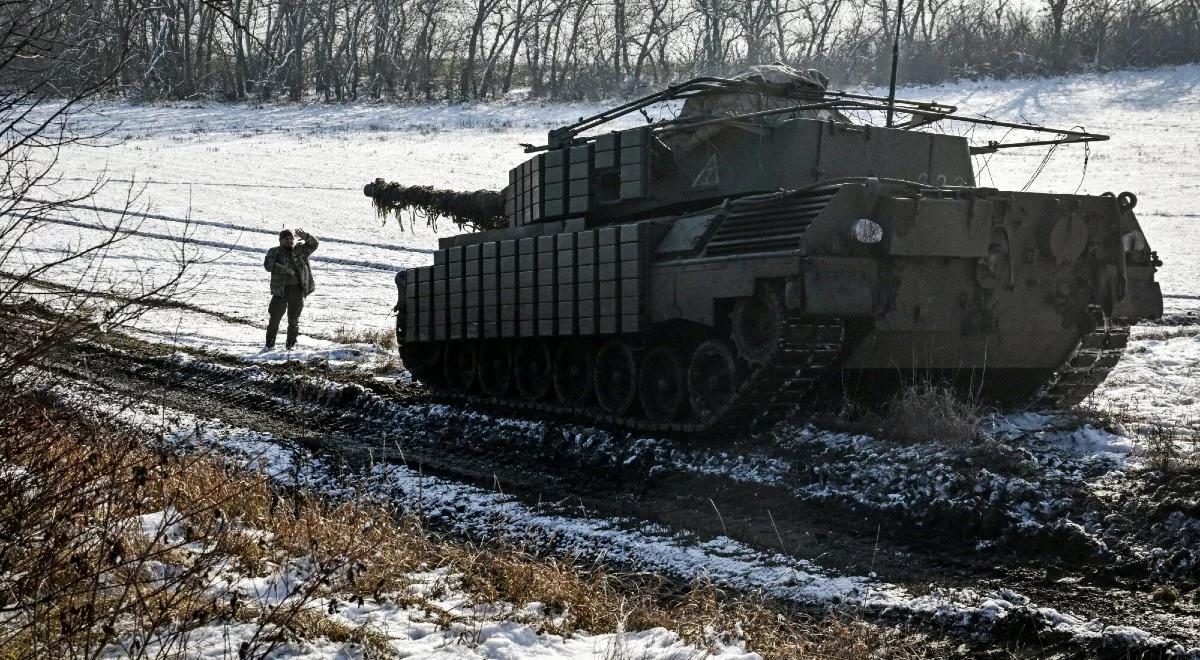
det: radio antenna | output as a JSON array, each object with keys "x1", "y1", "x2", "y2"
[{"x1": 886, "y1": 0, "x2": 904, "y2": 127}]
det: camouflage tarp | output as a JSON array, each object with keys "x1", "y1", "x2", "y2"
[
  {"x1": 668, "y1": 64, "x2": 848, "y2": 152},
  {"x1": 364, "y1": 178, "x2": 507, "y2": 232}
]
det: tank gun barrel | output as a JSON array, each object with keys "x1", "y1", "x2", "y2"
[{"x1": 364, "y1": 178, "x2": 507, "y2": 232}]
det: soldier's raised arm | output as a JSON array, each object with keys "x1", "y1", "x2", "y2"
[{"x1": 295, "y1": 229, "x2": 319, "y2": 255}]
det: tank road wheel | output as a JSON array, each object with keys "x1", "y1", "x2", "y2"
[
  {"x1": 594, "y1": 339, "x2": 638, "y2": 416},
  {"x1": 443, "y1": 343, "x2": 478, "y2": 391},
  {"x1": 477, "y1": 341, "x2": 513, "y2": 397},
  {"x1": 400, "y1": 342, "x2": 442, "y2": 382},
  {"x1": 638, "y1": 346, "x2": 686, "y2": 423},
  {"x1": 731, "y1": 284, "x2": 783, "y2": 365},
  {"x1": 553, "y1": 340, "x2": 594, "y2": 406},
  {"x1": 688, "y1": 340, "x2": 740, "y2": 423},
  {"x1": 514, "y1": 342, "x2": 553, "y2": 401}
]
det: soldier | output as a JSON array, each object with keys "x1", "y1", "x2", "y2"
[
  {"x1": 393, "y1": 268, "x2": 408, "y2": 345},
  {"x1": 263, "y1": 228, "x2": 319, "y2": 351}
]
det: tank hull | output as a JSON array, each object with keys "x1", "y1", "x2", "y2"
[{"x1": 397, "y1": 179, "x2": 1162, "y2": 430}]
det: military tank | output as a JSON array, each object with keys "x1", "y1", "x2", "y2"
[{"x1": 365, "y1": 64, "x2": 1163, "y2": 432}]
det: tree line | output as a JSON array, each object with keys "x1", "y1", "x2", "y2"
[{"x1": 11, "y1": 0, "x2": 1200, "y2": 103}]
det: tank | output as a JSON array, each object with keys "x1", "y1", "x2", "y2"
[{"x1": 365, "y1": 64, "x2": 1163, "y2": 432}]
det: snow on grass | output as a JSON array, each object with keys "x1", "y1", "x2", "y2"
[
  {"x1": 37, "y1": 370, "x2": 1187, "y2": 655},
  {"x1": 1090, "y1": 328, "x2": 1200, "y2": 430},
  {"x1": 23, "y1": 377, "x2": 757, "y2": 660},
  {"x1": 156, "y1": 571, "x2": 759, "y2": 660},
  {"x1": 115, "y1": 515, "x2": 758, "y2": 660},
  {"x1": 137, "y1": 507, "x2": 186, "y2": 544},
  {"x1": 176, "y1": 410, "x2": 1192, "y2": 655}
]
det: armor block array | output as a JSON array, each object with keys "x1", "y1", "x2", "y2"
[
  {"x1": 406, "y1": 223, "x2": 647, "y2": 341},
  {"x1": 503, "y1": 128, "x2": 651, "y2": 227}
]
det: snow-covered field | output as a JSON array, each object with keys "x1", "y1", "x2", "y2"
[
  {"x1": 19, "y1": 65, "x2": 1200, "y2": 426},
  {"x1": 17, "y1": 65, "x2": 1200, "y2": 357}
]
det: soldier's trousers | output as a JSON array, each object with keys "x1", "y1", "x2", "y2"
[{"x1": 266, "y1": 285, "x2": 304, "y2": 349}]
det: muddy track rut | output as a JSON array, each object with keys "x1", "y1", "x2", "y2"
[{"x1": 44, "y1": 336, "x2": 1200, "y2": 658}]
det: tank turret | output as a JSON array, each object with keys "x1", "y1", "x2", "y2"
[{"x1": 368, "y1": 64, "x2": 1163, "y2": 432}]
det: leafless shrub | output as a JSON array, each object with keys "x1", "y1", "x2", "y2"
[
  {"x1": 1071, "y1": 398, "x2": 1200, "y2": 477},
  {"x1": 1140, "y1": 424, "x2": 1200, "y2": 476},
  {"x1": 0, "y1": 390, "x2": 338, "y2": 657},
  {"x1": 1, "y1": 0, "x2": 202, "y2": 386},
  {"x1": 1071, "y1": 396, "x2": 1141, "y2": 433}
]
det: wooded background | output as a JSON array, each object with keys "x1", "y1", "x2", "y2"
[{"x1": 10, "y1": 0, "x2": 1200, "y2": 102}]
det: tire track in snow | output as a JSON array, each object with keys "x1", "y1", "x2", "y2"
[
  {"x1": 56, "y1": 177, "x2": 364, "y2": 192},
  {"x1": 21, "y1": 198, "x2": 436, "y2": 255},
  {"x1": 29, "y1": 210, "x2": 1198, "y2": 303},
  {"x1": 28, "y1": 215, "x2": 404, "y2": 272}
]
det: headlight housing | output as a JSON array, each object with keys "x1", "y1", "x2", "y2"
[{"x1": 851, "y1": 218, "x2": 884, "y2": 244}]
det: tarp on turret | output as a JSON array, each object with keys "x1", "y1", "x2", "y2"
[{"x1": 677, "y1": 63, "x2": 847, "y2": 125}]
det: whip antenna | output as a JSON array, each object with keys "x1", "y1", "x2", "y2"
[{"x1": 886, "y1": 0, "x2": 904, "y2": 127}]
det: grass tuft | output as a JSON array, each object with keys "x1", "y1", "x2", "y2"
[
  {"x1": 331, "y1": 325, "x2": 396, "y2": 351},
  {"x1": 883, "y1": 381, "x2": 982, "y2": 444},
  {"x1": 1140, "y1": 423, "x2": 1200, "y2": 476}
]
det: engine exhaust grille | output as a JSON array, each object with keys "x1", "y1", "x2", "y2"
[{"x1": 704, "y1": 188, "x2": 836, "y2": 256}]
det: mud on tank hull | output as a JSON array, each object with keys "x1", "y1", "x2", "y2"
[{"x1": 398, "y1": 179, "x2": 1163, "y2": 432}]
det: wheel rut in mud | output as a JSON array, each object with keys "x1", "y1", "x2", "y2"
[{"x1": 43, "y1": 336, "x2": 1200, "y2": 656}]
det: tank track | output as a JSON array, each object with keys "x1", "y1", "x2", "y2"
[
  {"x1": 433, "y1": 318, "x2": 845, "y2": 434},
  {"x1": 1034, "y1": 317, "x2": 1131, "y2": 408}
]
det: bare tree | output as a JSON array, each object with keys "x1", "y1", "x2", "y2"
[
  {"x1": 0, "y1": 0, "x2": 196, "y2": 378},
  {"x1": 461, "y1": 0, "x2": 506, "y2": 98}
]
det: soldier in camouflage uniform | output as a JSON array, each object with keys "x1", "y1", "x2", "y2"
[{"x1": 263, "y1": 228, "x2": 319, "y2": 350}]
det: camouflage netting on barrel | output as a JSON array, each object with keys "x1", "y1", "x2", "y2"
[{"x1": 364, "y1": 178, "x2": 507, "y2": 232}]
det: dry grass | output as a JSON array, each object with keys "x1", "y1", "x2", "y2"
[
  {"x1": 1071, "y1": 398, "x2": 1200, "y2": 476},
  {"x1": 374, "y1": 355, "x2": 403, "y2": 374},
  {"x1": 0, "y1": 392, "x2": 339, "y2": 657},
  {"x1": 331, "y1": 324, "x2": 397, "y2": 351},
  {"x1": 1134, "y1": 326, "x2": 1200, "y2": 342},
  {"x1": 0, "y1": 387, "x2": 939, "y2": 659},
  {"x1": 883, "y1": 382, "x2": 982, "y2": 444},
  {"x1": 1140, "y1": 424, "x2": 1200, "y2": 476},
  {"x1": 1071, "y1": 397, "x2": 1140, "y2": 433}
]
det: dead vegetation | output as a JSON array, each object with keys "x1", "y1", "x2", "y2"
[
  {"x1": 1140, "y1": 424, "x2": 1200, "y2": 476},
  {"x1": 1133, "y1": 326, "x2": 1200, "y2": 342},
  {"x1": 1072, "y1": 398, "x2": 1200, "y2": 477},
  {"x1": 365, "y1": 179, "x2": 507, "y2": 232},
  {"x1": 882, "y1": 381, "x2": 984, "y2": 445},
  {"x1": 0, "y1": 386, "x2": 940, "y2": 659},
  {"x1": 331, "y1": 324, "x2": 397, "y2": 350}
]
